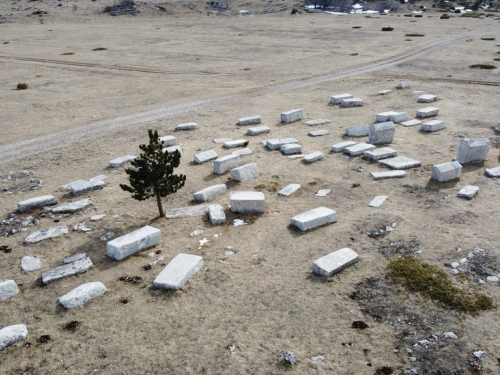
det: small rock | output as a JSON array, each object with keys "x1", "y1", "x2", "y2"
[
  {"x1": 311, "y1": 355, "x2": 325, "y2": 363},
  {"x1": 281, "y1": 350, "x2": 296, "y2": 365},
  {"x1": 409, "y1": 357, "x2": 417, "y2": 362},
  {"x1": 442, "y1": 332, "x2": 458, "y2": 339},
  {"x1": 189, "y1": 230, "x2": 204, "y2": 237},
  {"x1": 451, "y1": 262, "x2": 459, "y2": 268},
  {"x1": 404, "y1": 370, "x2": 418, "y2": 375},
  {"x1": 315, "y1": 189, "x2": 331, "y2": 197},
  {"x1": 21, "y1": 256, "x2": 41, "y2": 271},
  {"x1": 474, "y1": 350, "x2": 486, "y2": 359},
  {"x1": 90, "y1": 214, "x2": 106, "y2": 222},
  {"x1": 450, "y1": 269, "x2": 460, "y2": 275},
  {"x1": 100, "y1": 232, "x2": 115, "y2": 241},
  {"x1": 406, "y1": 348, "x2": 413, "y2": 354},
  {"x1": 486, "y1": 276, "x2": 499, "y2": 282}
]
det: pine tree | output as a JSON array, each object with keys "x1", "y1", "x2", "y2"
[{"x1": 120, "y1": 130, "x2": 186, "y2": 217}]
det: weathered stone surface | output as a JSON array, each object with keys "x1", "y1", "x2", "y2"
[
  {"x1": 238, "y1": 115, "x2": 261, "y2": 126},
  {"x1": 230, "y1": 191, "x2": 265, "y2": 214},
  {"x1": 375, "y1": 111, "x2": 398, "y2": 122},
  {"x1": 389, "y1": 112, "x2": 410, "y2": 123},
  {"x1": 341, "y1": 98, "x2": 363, "y2": 107},
  {"x1": 163, "y1": 145, "x2": 182, "y2": 154},
  {"x1": 208, "y1": 204, "x2": 226, "y2": 224},
  {"x1": 70, "y1": 180, "x2": 105, "y2": 196},
  {"x1": 64, "y1": 253, "x2": 87, "y2": 264},
  {"x1": 266, "y1": 138, "x2": 299, "y2": 150},
  {"x1": 344, "y1": 143, "x2": 376, "y2": 156},
  {"x1": 378, "y1": 90, "x2": 392, "y2": 95},
  {"x1": 0, "y1": 324, "x2": 28, "y2": 352},
  {"x1": 458, "y1": 185, "x2": 479, "y2": 199},
  {"x1": 315, "y1": 189, "x2": 331, "y2": 197},
  {"x1": 313, "y1": 248, "x2": 359, "y2": 277},
  {"x1": 418, "y1": 94, "x2": 437, "y2": 103},
  {"x1": 305, "y1": 119, "x2": 330, "y2": 126},
  {"x1": 308, "y1": 130, "x2": 329, "y2": 137},
  {"x1": 0, "y1": 280, "x2": 19, "y2": 302},
  {"x1": 401, "y1": 119, "x2": 421, "y2": 127},
  {"x1": 153, "y1": 254, "x2": 204, "y2": 290},
  {"x1": 42, "y1": 257, "x2": 93, "y2": 284},
  {"x1": 288, "y1": 154, "x2": 305, "y2": 159},
  {"x1": 281, "y1": 144, "x2": 302, "y2": 155},
  {"x1": 51, "y1": 198, "x2": 92, "y2": 214},
  {"x1": 281, "y1": 109, "x2": 303, "y2": 123},
  {"x1": 230, "y1": 163, "x2": 259, "y2": 182},
  {"x1": 421, "y1": 120, "x2": 446, "y2": 132},
  {"x1": 330, "y1": 93, "x2": 352, "y2": 104},
  {"x1": 416, "y1": 107, "x2": 440, "y2": 118},
  {"x1": 371, "y1": 170, "x2": 407, "y2": 179},
  {"x1": 379, "y1": 156, "x2": 421, "y2": 170},
  {"x1": 485, "y1": 166, "x2": 500, "y2": 177},
  {"x1": 456, "y1": 138, "x2": 490, "y2": 164},
  {"x1": 193, "y1": 150, "x2": 218, "y2": 164},
  {"x1": 58, "y1": 282, "x2": 107, "y2": 309},
  {"x1": 159, "y1": 136, "x2": 177, "y2": 147},
  {"x1": 214, "y1": 154, "x2": 240, "y2": 174},
  {"x1": 396, "y1": 81, "x2": 410, "y2": 89},
  {"x1": 368, "y1": 121, "x2": 395, "y2": 145},
  {"x1": 232, "y1": 148, "x2": 253, "y2": 156},
  {"x1": 63, "y1": 175, "x2": 106, "y2": 191},
  {"x1": 193, "y1": 184, "x2": 227, "y2": 202},
  {"x1": 18, "y1": 195, "x2": 56, "y2": 213},
  {"x1": 21, "y1": 256, "x2": 41, "y2": 271},
  {"x1": 24, "y1": 226, "x2": 68, "y2": 244},
  {"x1": 331, "y1": 141, "x2": 356, "y2": 153},
  {"x1": 247, "y1": 126, "x2": 270, "y2": 136},
  {"x1": 223, "y1": 139, "x2": 248, "y2": 148},
  {"x1": 278, "y1": 184, "x2": 301, "y2": 197},
  {"x1": 303, "y1": 151, "x2": 324, "y2": 163},
  {"x1": 290, "y1": 207, "x2": 337, "y2": 231},
  {"x1": 368, "y1": 195, "x2": 388, "y2": 207},
  {"x1": 432, "y1": 161, "x2": 462, "y2": 182},
  {"x1": 363, "y1": 147, "x2": 397, "y2": 161},
  {"x1": 90, "y1": 214, "x2": 105, "y2": 221},
  {"x1": 175, "y1": 122, "x2": 197, "y2": 131},
  {"x1": 109, "y1": 155, "x2": 135, "y2": 168},
  {"x1": 214, "y1": 138, "x2": 232, "y2": 144},
  {"x1": 345, "y1": 125, "x2": 369, "y2": 137},
  {"x1": 166, "y1": 205, "x2": 210, "y2": 218},
  {"x1": 107, "y1": 225, "x2": 161, "y2": 261}
]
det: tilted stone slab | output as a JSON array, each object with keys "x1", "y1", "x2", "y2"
[
  {"x1": 313, "y1": 248, "x2": 359, "y2": 277},
  {"x1": 266, "y1": 138, "x2": 298, "y2": 150},
  {"x1": 363, "y1": 147, "x2": 397, "y2": 161},
  {"x1": 485, "y1": 166, "x2": 500, "y2": 177},
  {"x1": 432, "y1": 161, "x2": 462, "y2": 182},
  {"x1": 368, "y1": 121, "x2": 395, "y2": 145},
  {"x1": 345, "y1": 125, "x2": 369, "y2": 137},
  {"x1": 247, "y1": 126, "x2": 270, "y2": 136},
  {"x1": 290, "y1": 207, "x2": 337, "y2": 231},
  {"x1": 21, "y1": 256, "x2": 41, "y2": 271},
  {"x1": 309, "y1": 130, "x2": 329, "y2": 137},
  {"x1": 375, "y1": 111, "x2": 398, "y2": 123},
  {"x1": 0, "y1": 280, "x2": 19, "y2": 302},
  {"x1": 223, "y1": 139, "x2": 248, "y2": 148},
  {"x1": 107, "y1": 225, "x2": 161, "y2": 261},
  {"x1": 458, "y1": 185, "x2": 479, "y2": 199},
  {"x1": 18, "y1": 195, "x2": 56, "y2": 213},
  {"x1": 230, "y1": 163, "x2": 259, "y2": 182},
  {"x1": 193, "y1": 184, "x2": 227, "y2": 202},
  {"x1": 331, "y1": 141, "x2": 356, "y2": 153},
  {"x1": 159, "y1": 136, "x2": 177, "y2": 147},
  {"x1": 163, "y1": 145, "x2": 182, "y2": 154},
  {"x1": 330, "y1": 93, "x2": 352, "y2": 104},
  {"x1": 63, "y1": 175, "x2": 106, "y2": 190},
  {"x1": 281, "y1": 144, "x2": 302, "y2": 155},
  {"x1": 396, "y1": 81, "x2": 410, "y2": 89},
  {"x1": 0, "y1": 324, "x2": 28, "y2": 352},
  {"x1": 305, "y1": 119, "x2": 330, "y2": 126},
  {"x1": 379, "y1": 156, "x2": 421, "y2": 170},
  {"x1": 208, "y1": 204, "x2": 226, "y2": 224},
  {"x1": 175, "y1": 122, "x2": 197, "y2": 131},
  {"x1": 378, "y1": 90, "x2": 392, "y2": 95},
  {"x1": 232, "y1": 148, "x2": 252, "y2": 156},
  {"x1": 64, "y1": 253, "x2": 87, "y2": 264},
  {"x1": 51, "y1": 198, "x2": 92, "y2": 214},
  {"x1": 238, "y1": 115, "x2": 261, "y2": 126},
  {"x1": 341, "y1": 98, "x2": 363, "y2": 107},
  {"x1": 24, "y1": 226, "x2": 68, "y2": 244},
  {"x1": 368, "y1": 195, "x2": 388, "y2": 207},
  {"x1": 303, "y1": 151, "x2": 324, "y2": 163},
  {"x1": 389, "y1": 112, "x2": 409, "y2": 123},
  {"x1": 110, "y1": 155, "x2": 135, "y2": 168},
  {"x1": 230, "y1": 191, "x2": 265, "y2": 213},
  {"x1": 281, "y1": 109, "x2": 303, "y2": 123},
  {"x1": 418, "y1": 94, "x2": 437, "y2": 103},
  {"x1": 58, "y1": 282, "x2": 107, "y2": 309},
  {"x1": 456, "y1": 138, "x2": 489, "y2": 164},
  {"x1": 166, "y1": 205, "x2": 210, "y2": 218},
  {"x1": 417, "y1": 107, "x2": 440, "y2": 118},
  {"x1": 193, "y1": 149, "x2": 218, "y2": 164},
  {"x1": 70, "y1": 180, "x2": 105, "y2": 196},
  {"x1": 421, "y1": 120, "x2": 446, "y2": 132},
  {"x1": 153, "y1": 254, "x2": 204, "y2": 290},
  {"x1": 344, "y1": 143, "x2": 376, "y2": 156},
  {"x1": 401, "y1": 119, "x2": 421, "y2": 127},
  {"x1": 42, "y1": 257, "x2": 94, "y2": 285},
  {"x1": 214, "y1": 138, "x2": 232, "y2": 144},
  {"x1": 371, "y1": 170, "x2": 406, "y2": 180},
  {"x1": 278, "y1": 184, "x2": 301, "y2": 197},
  {"x1": 214, "y1": 154, "x2": 240, "y2": 174}
]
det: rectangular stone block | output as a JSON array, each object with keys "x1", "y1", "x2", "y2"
[
  {"x1": 24, "y1": 226, "x2": 68, "y2": 244},
  {"x1": 401, "y1": 119, "x2": 421, "y2": 127},
  {"x1": 458, "y1": 185, "x2": 479, "y2": 199},
  {"x1": 266, "y1": 138, "x2": 298, "y2": 150},
  {"x1": 341, "y1": 98, "x2": 363, "y2": 107},
  {"x1": 175, "y1": 122, "x2": 197, "y2": 131},
  {"x1": 331, "y1": 141, "x2": 356, "y2": 153},
  {"x1": 153, "y1": 254, "x2": 204, "y2": 290},
  {"x1": 0, "y1": 324, "x2": 28, "y2": 352},
  {"x1": 375, "y1": 111, "x2": 398, "y2": 122},
  {"x1": 281, "y1": 144, "x2": 302, "y2": 155},
  {"x1": 368, "y1": 121, "x2": 395, "y2": 145},
  {"x1": 110, "y1": 155, "x2": 135, "y2": 168},
  {"x1": 305, "y1": 119, "x2": 330, "y2": 126},
  {"x1": 485, "y1": 166, "x2": 500, "y2": 177},
  {"x1": 371, "y1": 170, "x2": 406, "y2": 179},
  {"x1": 379, "y1": 156, "x2": 421, "y2": 170},
  {"x1": 214, "y1": 138, "x2": 232, "y2": 144},
  {"x1": 163, "y1": 145, "x2": 182, "y2": 154},
  {"x1": 166, "y1": 205, "x2": 210, "y2": 218},
  {"x1": 208, "y1": 204, "x2": 226, "y2": 224},
  {"x1": 418, "y1": 94, "x2": 437, "y2": 103},
  {"x1": 230, "y1": 163, "x2": 259, "y2": 182},
  {"x1": 63, "y1": 175, "x2": 106, "y2": 190},
  {"x1": 223, "y1": 139, "x2": 248, "y2": 148},
  {"x1": 232, "y1": 148, "x2": 252, "y2": 156},
  {"x1": 18, "y1": 195, "x2": 56, "y2": 212},
  {"x1": 309, "y1": 130, "x2": 329, "y2": 137},
  {"x1": 344, "y1": 143, "x2": 376, "y2": 156},
  {"x1": 421, "y1": 120, "x2": 445, "y2": 132},
  {"x1": 417, "y1": 107, "x2": 440, "y2": 118},
  {"x1": 363, "y1": 147, "x2": 397, "y2": 161},
  {"x1": 230, "y1": 191, "x2": 265, "y2": 213},
  {"x1": 389, "y1": 112, "x2": 410, "y2": 123},
  {"x1": 456, "y1": 138, "x2": 490, "y2": 164},
  {"x1": 396, "y1": 81, "x2": 410, "y2": 89},
  {"x1": 313, "y1": 248, "x2": 359, "y2": 277},
  {"x1": 0, "y1": 280, "x2": 19, "y2": 302},
  {"x1": 378, "y1": 90, "x2": 392, "y2": 95},
  {"x1": 432, "y1": 161, "x2": 462, "y2": 182},
  {"x1": 214, "y1": 154, "x2": 240, "y2": 174},
  {"x1": 42, "y1": 257, "x2": 94, "y2": 284},
  {"x1": 368, "y1": 195, "x2": 388, "y2": 207},
  {"x1": 303, "y1": 151, "x2": 324, "y2": 163},
  {"x1": 70, "y1": 180, "x2": 105, "y2": 196},
  {"x1": 247, "y1": 126, "x2": 270, "y2": 136},
  {"x1": 107, "y1": 225, "x2": 161, "y2": 261},
  {"x1": 193, "y1": 184, "x2": 227, "y2": 202},
  {"x1": 159, "y1": 136, "x2": 177, "y2": 147},
  {"x1": 58, "y1": 282, "x2": 107, "y2": 309},
  {"x1": 345, "y1": 125, "x2": 369, "y2": 137},
  {"x1": 238, "y1": 115, "x2": 261, "y2": 126},
  {"x1": 278, "y1": 184, "x2": 301, "y2": 197},
  {"x1": 281, "y1": 109, "x2": 303, "y2": 123},
  {"x1": 330, "y1": 93, "x2": 352, "y2": 104},
  {"x1": 290, "y1": 207, "x2": 337, "y2": 231},
  {"x1": 193, "y1": 149, "x2": 218, "y2": 164},
  {"x1": 51, "y1": 198, "x2": 92, "y2": 214}
]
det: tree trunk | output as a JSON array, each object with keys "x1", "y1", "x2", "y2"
[{"x1": 156, "y1": 192, "x2": 165, "y2": 218}]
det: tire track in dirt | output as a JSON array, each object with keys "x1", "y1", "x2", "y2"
[{"x1": 0, "y1": 31, "x2": 497, "y2": 164}]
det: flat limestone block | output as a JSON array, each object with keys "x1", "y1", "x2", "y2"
[
  {"x1": 232, "y1": 148, "x2": 252, "y2": 156},
  {"x1": 153, "y1": 254, "x2": 204, "y2": 290},
  {"x1": 175, "y1": 122, "x2": 197, "y2": 131},
  {"x1": 389, "y1": 112, "x2": 410, "y2": 123},
  {"x1": 290, "y1": 207, "x2": 337, "y2": 231},
  {"x1": 18, "y1": 195, "x2": 56, "y2": 213},
  {"x1": 485, "y1": 166, "x2": 500, "y2": 177},
  {"x1": 401, "y1": 119, "x2": 421, "y2": 127},
  {"x1": 278, "y1": 184, "x2": 301, "y2": 197},
  {"x1": 309, "y1": 130, "x2": 329, "y2": 137},
  {"x1": 163, "y1": 145, "x2": 182, "y2": 155},
  {"x1": 70, "y1": 180, "x2": 105, "y2": 196},
  {"x1": 110, "y1": 155, "x2": 136, "y2": 168},
  {"x1": 313, "y1": 248, "x2": 359, "y2": 277},
  {"x1": 281, "y1": 144, "x2": 302, "y2": 155},
  {"x1": 223, "y1": 139, "x2": 248, "y2": 148},
  {"x1": 214, "y1": 154, "x2": 240, "y2": 174},
  {"x1": 378, "y1": 90, "x2": 392, "y2": 95},
  {"x1": 247, "y1": 126, "x2": 270, "y2": 136},
  {"x1": 341, "y1": 98, "x2": 363, "y2": 107},
  {"x1": 416, "y1": 107, "x2": 440, "y2": 118},
  {"x1": 51, "y1": 198, "x2": 92, "y2": 214},
  {"x1": 396, "y1": 81, "x2": 410, "y2": 89},
  {"x1": 42, "y1": 257, "x2": 94, "y2": 284},
  {"x1": 418, "y1": 94, "x2": 437, "y2": 103},
  {"x1": 166, "y1": 205, "x2": 210, "y2": 218},
  {"x1": 230, "y1": 163, "x2": 259, "y2": 182},
  {"x1": 21, "y1": 256, "x2": 41, "y2": 271},
  {"x1": 0, "y1": 280, "x2": 19, "y2": 302},
  {"x1": 281, "y1": 109, "x2": 303, "y2": 123},
  {"x1": 303, "y1": 151, "x2": 324, "y2": 163},
  {"x1": 62, "y1": 175, "x2": 106, "y2": 190},
  {"x1": 58, "y1": 282, "x2": 107, "y2": 309},
  {"x1": 193, "y1": 149, "x2": 218, "y2": 164},
  {"x1": 371, "y1": 170, "x2": 406, "y2": 179},
  {"x1": 456, "y1": 138, "x2": 490, "y2": 164},
  {"x1": 230, "y1": 191, "x2": 265, "y2": 214},
  {"x1": 368, "y1": 121, "x2": 395, "y2": 145},
  {"x1": 363, "y1": 147, "x2": 397, "y2": 161},
  {"x1": 107, "y1": 225, "x2": 161, "y2": 261},
  {"x1": 238, "y1": 115, "x2": 261, "y2": 126},
  {"x1": 266, "y1": 138, "x2": 298, "y2": 150},
  {"x1": 458, "y1": 185, "x2": 479, "y2": 199},
  {"x1": 24, "y1": 226, "x2": 68, "y2": 244},
  {"x1": 159, "y1": 136, "x2": 177, "y2": 147},
  {"x1": 344, "y1": 143, "x2": 376, "y2": 156},
  {"x1": 368, "y1": 195, "x2": 388, "y2": 207},
  {"x1": 193, "y1": 184, "x2": 227, "y2": 202},
  {"x1": 421, "y1": 120, "x2": 445, "y2": 132},
  {"x1": 305, "y1": 119, "x2": 330, "y2": 126},
  {"x1": 432, "y1": 161, "x2": 462, "y2": 182},
  {"x1": 375, "y1": 111, "x2": 399, "y2": 122},
  {"x1": 345, "y1": 125, "x2": 369, "y2": 137},
  {"x1": 0, "y1": 324, "x2": 28, "y2": 352},
  {"x1": 213, "y1": 138, "x2": 232, "y2": 144},
  {"x1": 330, "y1": 93, "x2": 352, "y2": 104},
  {"x1": 331, "y1": 141, "x2": 356, "y2": 153},
  {"x1": 64, "y1": 253, "x2": 87, "y2": 264},
  {"x1": 379, "y1": 156, "x2": 421, "y2": 170},
  {"x1": 208, "y1": 204, "x2": 226, "y2": 224}
]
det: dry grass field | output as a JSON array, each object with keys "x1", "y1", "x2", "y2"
[{"x1": 1, "y1": 2, "x2": 500, "y2": 374}]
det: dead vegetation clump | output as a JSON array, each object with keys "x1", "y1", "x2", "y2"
[
  {"x1": 103, "y1": 0, "x2": 139, "y2": 16},
  {"x1": 378, "y1": 238, "x2": 421, "y2": 258}
]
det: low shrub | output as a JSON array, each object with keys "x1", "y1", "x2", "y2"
[
  {"x1": 381, "y1": 26, "x2": 394, "y2": 31},
  {"x1": 17, "y1": 83, "x2": 28, "y2": 90},
  {"x1": 352, "y1": 26, "x2": 362, "y2": 28},
  {"x1": 61, "y1": 52, "x2": 74, "y2": 55},
  {"x1": 415, "y1": 14, "x2": 423, "y2": 17},
  {"x1": 440, "y1": 13, "x2": 450, "y2": 19},
  {"x1": 406, "y1": 33, "x2": 425, "y2": 36},
  {"x1": 469, "y1": 64, "x2": 497, "y2": 69},
  {"x1": 481, "y1": 37, "x2": 495, "y2": 41},
  {"x1": 91, "y1": 47, "x2": 107, "y2": 51}
]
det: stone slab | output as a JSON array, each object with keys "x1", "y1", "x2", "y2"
[
  {"x1": 418, "y1": 94, "x2": 437, "y2": 103},
  {"x1": 193, "y1": 150, "x2": 218, "y2": 164},
  {"x1": 371, "y1": 170, "x2": 407, "y2": 179},
  {"x1": 110, "y1": 155, "x2": 135, "y2": 168},
  {"x1": 70, "y1": 180, "x2": 105, "y2": 196},
  {"x1": 401, "y1": 119, "x2": 422, "y2": 127},
  {"x1": 344, "y1": 143, "x2": 376, "y2": 156},
  {"x1": 51, "y1": 198, "x2": 92, "y2": 214},
  {"x1": 458, "y1": 185, "x2": 479, "y2": 199},
  {"x1": 389, "y1": 112, "x2": 410, "y2": 123},
  {"x1": 64, "y1": 253, "x2": 87, "y2": 264},
  {"x1": 330, "y1": 93, "x2": 352, "y2": 104},
  {"x1": 278, "y1": 184, "x2": 301, "y2": 197},
  {"x1": 308, "y1": 130, "x2": 329, "y2": 137},
  {"x1": 62, "y1": 175, "x2": 106, "y2": 190},
  {"x1": 175, "y1": 122, "x2": 197, "y2": 131},
  {"x1": 305, "y1": 119, "x2": 330, "y2": 126},
  {"x1": 238, "y1": 115, "x2": 261, "y2": 126},
  {"x1": 0, "y1": 280, "x2": 19, "y2": 302},
  {"x1": 163, "y1": 145, "x2": 182, "y2": 155},
  {"x1": 331, "y1": 141, "x2": 357, "y2": 153},
  {"x1": 313, "y1": 248, "x2": 359, "y2": 277},
  {"x1": 90, "y1": 214, "x2": 105, "y2": 221},
  {"x1": 232, "y1": 148, "x2": 252, "y2": 156},
  {"x1": 230, "y1": 163, "x2": 259, "y2": 182},
  {"x1": 281, "y1": 144, "x2": 302, "y2": 155},
  {"x1": 290, "y1": 207, "x2": 337, "y2": 231},
  {"x1": 58, "y1": 282, "x2": 107, "y2": 309},
  {"x1": 223, "y1": 139, "x2": 248, "y2": 148},
  {"x1": 432, "y1": 161, "x2": 462, "y2": 182},
  {"x1": 456, "y1": 138, "x2": 489, "y2": 164},
  {"x1": 315, "y1": 189, "x2": 331, "y2": 197},
  {"x1": 159, "y1": 136, "x2": 177, "y2": 147},
  {"x1": 0, "y1": 324, "x2": 28, "y2": 352},
  {"x1": 485, "y1": 166, "x2": 500, "y2": 177},
  {"x1": 24, "y1": 226, "x2": 68, "y2": 244},
  {"x1": 193, "y1": 184, "x2": 227, "y2": 202},
  {"x1": 18, "y1": 195, "x2": 56, "y2": 213},
  {"x1": 153, "y1": 254, "x2": 204, "y2": 290},
  {"x1": 107, "y1": 225, "x2": 161, "y2": 261},
  {"x1": 417, "y1": 107, "x2": 440, "y2": 118},
  {"x1": 378, "y1": 90, "x2": 392, "y2": 95},
  {"x1": 214, "y1": 138, "x2": 232, "y2": 144},
  {"x1": 376, "y1": 111, "x2": 398, "y2": 123},
  {"x1": 214, "y1": 154, "x2": 240, "y2": 174},
  {"x1": 266, "y1": 138, "x2": 299, "y2": 150},
  {"x1": 396, "y1": 81, "x2": 410, "y2": 89},
  {"x1": 341, "y1": 98, "x2": 363, "y2": 107},
  {"x1": 208, "y1": 204, "x2": 226, "y2": 224},
  {"x1": 166, "y1": 205, "x2": 210, "y2": 218},
  {"x1": 421, "y1": 120, "x2": 446, "y2": 132},
  {"x1": 21, "y1": 256, "x2": 41, "y2": 271},
  {"x1": 363, "y1": 147, "x2": 398, "y2": 161},
  {"x1": 303, "y1": 151, "x2": 324, "y2": 163},
  {"x1": 247, "y1": 126, "x2": 270, "y2": 136},
  {"x1": 368, "y1": 195, "x2": 388, "y2": 207},
  {"x1": 230, "y1": 191, "x2": 265, "y2": 214},
  {"x1": 345, "y1": 125, "x2": 369, "y2": 137},
  {"x1": 281, "y1": 109, "x2": 303, "y2": 123},
  {"x1": 379, "y1": 156, "x2": 421, "y2": 170},
  {"x1": 368, "y1": 121, "x2": 395, "y2": 145},
  {"x1": 42, "y1": 257, "x2": 94, "y2": 284}
]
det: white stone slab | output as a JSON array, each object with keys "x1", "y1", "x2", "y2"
[
  {"x1": 389, "y1": 112, "x2": 410, "y2": 123},
  {"x1": 371, "y1": 170, "x2": 407, "y2": 179},
  {"x1": 344, "y1": 143, "x2": 376, "y2": 156},
  {"x1": 163, "y1": 145, "x2": 182, "y2": 154},
  {"x1": 159, "y1": 136, "x2": 177, "y2": 147},
  {"x1": 62, "y1": 175, "x2": 106, "y2": 190},
  {"x1": 42, "y1": 257, "x2": 94, "y2": 284},
  {"x1": 281, "y1": 144, "x2": 302, "y2": 155},
  {"x1": 364, "y1": 147, "x2": 397, "y2": 161},
  {"x1": 214, "y1": 138, "x2": 232, "y2": 144},
  {"x1": 421, "y1": 120, "x2": 446, "y2": 132},
  {"x1": 109, "y1": 155, "x2": 135, "y2": 168},
  {"x1": 238, "y1": 115, "x2": 261, "y2": 126},
  {"x1": 247, "y1": 126, "x2": 270, "y2": 136},
  {"x1": 305, "y1": 119, "x2": 330, "y2": 126},
  {"x1": 458, "y1": 185, "x2": 479, "y2": 199},
  {"x1": 0, "y1": 324, "x2": 28, "y2": 352},
  {"x1": 0, "y1": 280, "x2": 19, "y2": 302},
  {"x1": 368, "y1": 121, "x2": 395, "y2": 145},
  {"x1": 432, "y1": 161, "x2": 462, "y2": 182},
  {"x1": 375, "y1": 111, "x2": 398, "y2": 123},
  {"x1": 278, "y1": 184, "x2": 301, "y2": 197},
  {"x1": 214, "y1": 154, "x2": 240, "y2": 174},
  {"x1": 70, "y1": 180, "x2": 105, "y2": 196},
  {"x1": 18, "y1": 195, "x2": 56, "y2": 213},
  {"x1": 153, "y1": 254, "x2": 204, "y2": 290},
  {"x1": 288, "y1": 154, "x2": 306, "y2": 159},
  {"x1": 309, "y1": 130, "x2": 329, "y2": 137},
  {"x1": 456, "y1": 138, "x2": 490, "y2": 164},
  {"x1": 223, "y1": 139, "x2": 248, "y2": 148},
  {"x1": 417, "y1": 107, "x2": 440, "y2": 118},
  {"x1": 266, "y1": 138, "x2": 299, "y2": 150},
  {"x1": 368, "y1": 195, "x2": 388, "y2": 207},
  {"x1": 51, "y1": 198, "x2": 92, "y2": 214},
  {"x1": 303, "y1": 151, "x2": 324, "y2": 163},
  {"x1": 331, "y1": 141, "x2": 357, "y2": 153},
  {"x1": 290, "y1": 207, "x2": 337, "y2": 231},
  {"x1": 175, "y1": 122, "x2": 197, "y2": 131},
  {"x1": 485, "y1": 166, "x2": 500, "y2": 177},
  {"x1": 281, "y1": 109, "x2": 303, "y2": 123},
  {"x1": 166, "y1": 205, "x2": 210, "y2": 218},
  {"x1": 230, "y1": 163, "x2": 259, "y2": 182},
  {"x1": 193, "y1": 150, "x2": 218, "y2": 164},
  {"x1": 345, "y1": 125, "x2": 369, "y2": 137},
  {"x1": 379, "y1": 156, "x2": 421, "y2": 170},
  {"x1": 90, "y1": 214, "x2": 105, "y2": 221},
  {"x1": 64, "y1": 253, "x2": 87, "y2": 264},
  {"x1": 208, "y1": 204, "x2": 226, "y2": 224},
  {"x1": 418, "y1": 94, "x2": 437, "y2": 103},
  {"x1": 232, "y1": 148, "x2": 252, "y2": 156},
  {"x1": 193, "y1": 184, "x2": 227, "y2": 202},
  {"x1": 378, "y1": 90, "x2": 392, "y2": 95},
  {"x1": 401, "y1": 119, "x2": 422, "y2": 127},
  {"x1": 21, "y1": 256, "x2": 41, "y2": 271},
  {"x1": 396, "y1": 81, "x2": 410, "y2": 89},
  {"x1": 24, "y1": 226, "x2": 68, "y2": 244},
  {"x1": 230, "y1": 191, "x2": 265, "y2": 213},
  {"x1": 330, "y1": 93, "x2": 353, "y2": 104},
  {"x1": 315, "y1": 189, "x2": 331, "y2": 197},
  {"x1": 58, "y1": 282, "x2": 107, "y2": 309},
  {"x1": 341, "y1": 98, "x2": 363, "y2": 107},
  {"x1": 107, "y1": 225, "x2": 161, "y2": 261},
  {"x1": 313, "y1": 248, "x2": 359, "y2": 277}
]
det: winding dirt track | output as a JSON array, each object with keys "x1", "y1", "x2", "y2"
[{"x1": 0, "y1": 31, "x2": 497, "y2": 164}]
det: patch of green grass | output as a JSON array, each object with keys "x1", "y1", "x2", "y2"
[
  {"x1": 469, "y1": 64, "x2": 497, "y2": 69},
  {"x1": 386, "y1": 257, "x2": 495, "y2": 313},
  {"x1": 91, "y1": 47, "x2": 107, "y2": 51},
  {"x1": 268, "y1": 181, "x2": 279, "y2": 192},
  {"x1": 381, "y1": 27, "x2": 394, "y2": 31},
  {"x1": 61, "y1": 52, "x2": 74, "y2": 55},
  {"x1": 406, "y1": 33, "x2": 425, "y2": 37}
]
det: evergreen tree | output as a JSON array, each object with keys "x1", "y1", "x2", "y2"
[{"x1": 120, "y1": 130, "x2": 186, "y2": 217}]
